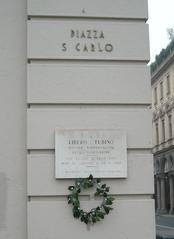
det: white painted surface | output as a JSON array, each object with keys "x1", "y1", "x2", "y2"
[
  {"x1": 28, "y1": 0, "x2": 148, "y2": 19},
  {"x1": 28, "y1": 152, "x2": 154, "y2": 195},
  {"x1": 0, "y1": 0, "x2": 27, "y2": 238},
  {"x1": 28, "y1": 200, "x2": 155, "y2": 239},
  {"x1": 27, "y1": 108, "x2": 152, "y2": 149},
  {"x1": 55, "y1": 129, "x2": 127, "y2": 178},
  {"x1": 27, "y1": 63, "x2": 151, "y2": 104},
  {"x1": 27, "y1": 0, "x2": 155, "y2": 238},
  {"x1": 0, "y1": 0, "x2": 154, "y2": 238},
  {"x1": 28, "y1": 20, "x2": 150, "y2": 60}
]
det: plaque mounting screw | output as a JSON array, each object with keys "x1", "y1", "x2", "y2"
[{"x1": 82, "y1": 8, "x2": 86, "y2": 14}]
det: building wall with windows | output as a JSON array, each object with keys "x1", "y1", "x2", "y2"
[{"x1": 151, "y1": 51, "x2": 174, "y2": 214}]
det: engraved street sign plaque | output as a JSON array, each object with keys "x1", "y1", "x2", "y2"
[
  {"x1": 28, "y1": 20, "x2": 149, "y2": 60},
  {"x1": 55, "y1": 129, "x2": 127, "y2": 178}
]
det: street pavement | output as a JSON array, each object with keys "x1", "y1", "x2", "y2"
[{"x1": 156, "y1": 214, "x2": 174, "y2": 238}]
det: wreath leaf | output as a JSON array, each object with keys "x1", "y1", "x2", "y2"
[{"x1": 67, "y1": 175, "x2": 115, "y2": 225}]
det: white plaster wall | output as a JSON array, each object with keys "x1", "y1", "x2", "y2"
[
  {"x1": 28, "y1": 0, "x2": 148, "y2": 19},
  {"x1": 0, "y1": 1, "x2": 27, "y2": 238},
  {"x1": 0, "y1": 0, "x2": 154, "y2": 238},
  {"x1": 27, "y1": 0, "x2": 155, "y2": 238}
]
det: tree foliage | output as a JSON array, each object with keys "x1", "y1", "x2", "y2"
[
  {"x1": 150, "y1": 38, "x2": 174, "y2": 73},
  {"x1": 167, "y1": 28, "x2": 174, "y2": 41}
]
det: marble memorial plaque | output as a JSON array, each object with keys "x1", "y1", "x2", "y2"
[{"x1": 55, "y1": 129, "x2": 127, "y2": 178}]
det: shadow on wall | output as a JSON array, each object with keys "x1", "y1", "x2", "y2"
[
  {"x1": 0, "y1": 172, "x2": 7, "y2": 229},
  {"x1": 156, "y1": 236, "x2": 174, "y2": 239}
]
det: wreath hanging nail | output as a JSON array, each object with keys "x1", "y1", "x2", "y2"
[{"x1": 67, "y1": 174, "x2": 115, "y2": 225}]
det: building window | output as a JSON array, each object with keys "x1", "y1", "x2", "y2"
[
  {"x1": 161, "y1": 119, "x2": 165, "y2": 142},
  {"x1": 156, "y1": 123, "x2": 159, "y2": 145},
  {"x1": 160, "y1": 81, "x2": 163, "y2": 100},
  {"x1": 154, "y1": 87, "x2": 157, "y2": 105},
  {"x1": 167, "y1": 74, "x2": 171, "y2": 95},
  {"x1": 168, "y1": 115, "x2": 172, "y2": 139}
]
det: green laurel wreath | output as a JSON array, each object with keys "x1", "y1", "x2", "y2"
[{"x1": 67, "y1": 174, "x2": 115, "y2": 224}]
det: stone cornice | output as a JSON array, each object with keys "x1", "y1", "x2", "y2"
[{"x1": 153, "y1": 144, "x2": 174, "y2": 155}]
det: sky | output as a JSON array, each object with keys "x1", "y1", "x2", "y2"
[{"x1": 148, "y1": 0, "x2": 174, "y2": 63}]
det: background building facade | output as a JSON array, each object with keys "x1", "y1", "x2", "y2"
[{"x1": 151, "y1": 46, "x2": 174, "y2": 214}]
